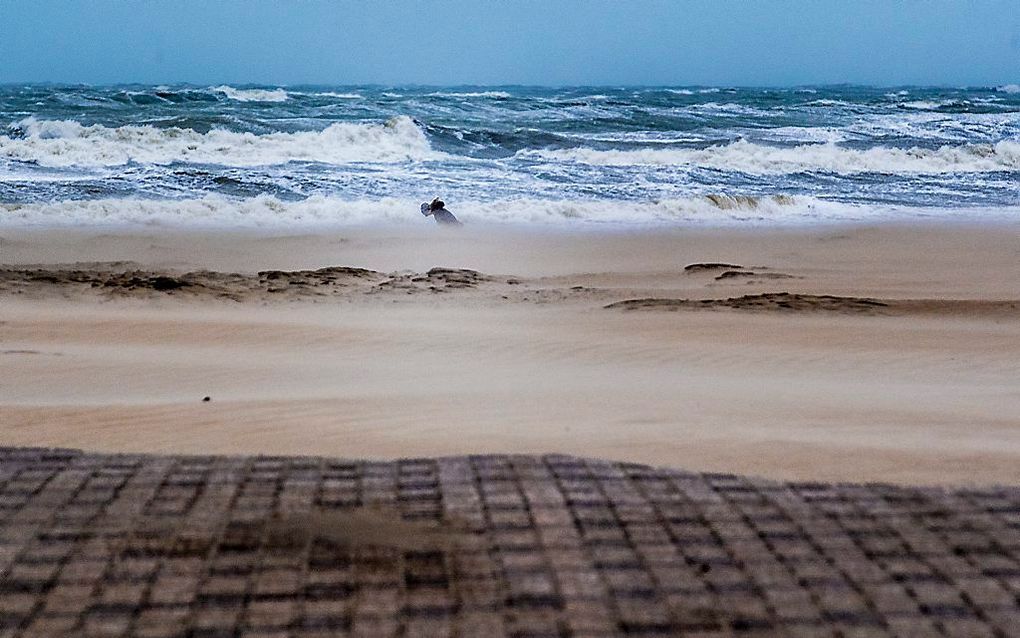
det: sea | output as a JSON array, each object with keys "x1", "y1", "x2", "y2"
[{"x1": 1, "y1": 84, "x2": 1018, "y2": 227}]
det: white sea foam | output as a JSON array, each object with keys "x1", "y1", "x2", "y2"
[
  {"x1": 122, "y1": 90, "x2": 172, "y2": 102},
  {"x1": 212, "y1": 86, "x2": 289, "y2": 102},
  {"x1": 426, "y1": 91, "x2": 512, "y2": 99},
  {"x1": 1, "y1": 116, "x2": 439, "y2": 167},
  {"x1": 996, "y1": 84, "x2": 1020, "y2": 94},
  {"x1": 0, "y1": 194, "x2": 951, "y2": 228},
  {"x1": 521, "y1": 140, "x2": 1020, "y2": 174},
  {"x1": 805, "y1": 99, "x2": 851, "y2": 107},
  {"x1": 310, "y1": 92, "x2": 363, "y2": 99},
  {"x1": 899, "y1": 100, "x2": 965, "y2": 110},
  {"x1": 559, "y1": 131, "x2": 707, "y2": 145},
  {"x1": 848, "y1": 111, "x2": 1019, "y2": 144},
  {"x1": 688, "y1": 102, "x2": 777, "y2": 117},
  {"x1": 755, "y1": 126, "x2": 846, "y2": 144}
]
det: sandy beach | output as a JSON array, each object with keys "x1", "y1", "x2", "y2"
[
  {"x1": 7, "y1": 9, "x2": 1020, "y2": 635},
  {"x1": 2, "y1": 222, "x2": 1020, "y2": 486}
]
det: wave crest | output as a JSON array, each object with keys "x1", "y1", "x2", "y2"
[
  {"x1": 0, "y1": 194, "x2": 884, "y2": 227},
  {"x1": 310, "y1": 92, "x2": 363, "y2": 99},
  {"x1": 426, "y1": 91, "x2": 511, "y2": 99},
  {"x1": 2, "y1": 116, "x2": 437, "y2": 167},
  {"x1": 520, "y1": 140, "x2": 1020, "y2": 174},
  {"x1": 212, "y1": 86, "x2": 289, "y2": 102}
]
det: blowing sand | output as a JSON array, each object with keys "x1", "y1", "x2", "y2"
[{"x1": 2, "y1": 223, "x2": 1019, "y2": 485}]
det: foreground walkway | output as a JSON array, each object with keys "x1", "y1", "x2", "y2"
[{"x1": 1, "y1": 447, "x2": 1018, "y2": 637}]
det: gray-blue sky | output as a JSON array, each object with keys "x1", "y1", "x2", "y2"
[{"x1": 2, "y1": 0, "x2": 1018, "y2": 86}]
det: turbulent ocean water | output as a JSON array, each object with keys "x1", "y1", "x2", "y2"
[{"x1": 1, "y1": 84, "x2": 1019, "y2": 227}]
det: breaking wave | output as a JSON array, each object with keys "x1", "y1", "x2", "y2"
[
  {"x1": 521, "y1": 140, "x2": 1020, "y2": 174},
  {"x1": 427, "y1": 91, "x2": 512, "y2": 99},
  {"x1": 1, "y1": 116, "x2": 438, "y2": 167},
  {"x1": 0, "y1": 193, "x2": 910, "y2": 227},
  {"x1": 663, "y1": 88, "x2": 723, "y2": 95},
  {"x1": 310, "y1": 92, "x2": 363, "y2": 99},
  {"x1": 212, "y1": 86, "x2": 289, "y2": 102},
  {"x1": 3, "y1": 84, "x2": 1020, "y2": 227}
]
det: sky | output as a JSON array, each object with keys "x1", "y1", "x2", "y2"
[{"x1": 1, "y1": 0, "x2": 1018, "y2": 87}]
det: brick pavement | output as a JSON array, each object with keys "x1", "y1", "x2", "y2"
[{"x1": 0, "y1": 447, "x2": 1018, "y2": 637}]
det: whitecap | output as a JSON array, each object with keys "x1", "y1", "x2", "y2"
[
  {"x1": 1, "y1": 116, "x2": 440, "y2": 167},
  {"x1": 0, "y1": 194, "x2": 866, "y2": 227},
  {"x1": 518, "y1": 139, "x2": 1020, "y2": 174},
  {"x1": 311, "y1": 92, "x2": 363, "y2": 99},
  {"x1": 5, "y1": 194, "x2": 1018, "y2": 228},
  {"x1": 899, "y1": 100, "x2": 967, "y2": 110},
  {"x1": 426, "y1": 91, "x2": 512, "y2": 99},
  {"x1": 212, "y1": 85, "x2": 289, "y2": 102},
  {"x1": 804, "y1": 99, "x2": 851, "y2": 107}
]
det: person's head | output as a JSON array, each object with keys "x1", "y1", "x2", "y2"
[{"x1": 430, "y1": 197, "x2": 445, "y2": 211}]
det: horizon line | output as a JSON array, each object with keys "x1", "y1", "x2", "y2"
[{"x1": 2, "y1": 81, "x2": 1017, "y2": 90}]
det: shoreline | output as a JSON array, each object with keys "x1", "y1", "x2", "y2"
[{"x1": 4, "y1": 211, "x2": 1020, "y2": 232}]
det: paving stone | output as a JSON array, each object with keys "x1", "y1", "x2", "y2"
[{"x1": 0, "y1": 446, "x2": 1018, "y2": 636}]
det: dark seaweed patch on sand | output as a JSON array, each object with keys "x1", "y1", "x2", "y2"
[
  {"x1": 606, "y1": 293, "x2": 1020, "y2": 317},
  {"x1": 607, "y1": 293, "x2": 890, "y2": 313},
  {"x1": 683, "y1": 262, "x2": 743, "y2": 273},
  {"x1": 375, "y1": 267, "x2": 492, "y2": 294},
  {"x1": 0, "y1": 264, "x2": 499, "y2": 300},
  {"x1": 714, "y1": 270, "x2": 797, "y2": 281}
]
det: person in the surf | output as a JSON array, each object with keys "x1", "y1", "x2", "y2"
[{"x1": 420, "y1": 198, "x2": 461, "y2": 226}]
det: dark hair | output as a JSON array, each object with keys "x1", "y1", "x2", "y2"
[{"x1": 430, "y1": 198, "x2": 445, "y2": 211}]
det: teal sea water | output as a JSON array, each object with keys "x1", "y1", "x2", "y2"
[{"x1": 1, "y1": 84, "x2": 1018, "y2": 226}]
